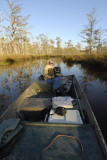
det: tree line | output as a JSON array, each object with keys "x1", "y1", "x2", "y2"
[
  {"x1": 0, "y1": 0, "x2": 107, "y2": 55},
  {"x1": 79, "y1": 8, "x2": 107, "y2": 54}
]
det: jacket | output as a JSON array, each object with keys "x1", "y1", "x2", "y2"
[{"x1": 43, "y1": 64, "x2": 54, "y2": 80}]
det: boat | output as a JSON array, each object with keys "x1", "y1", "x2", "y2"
[{"x1": 0, "y1": 75, "x2": 107, "y2": 160}]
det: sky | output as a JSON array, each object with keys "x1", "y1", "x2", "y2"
[{"x1": 0, "y1": 0, "x2": 107, "y2": 47}]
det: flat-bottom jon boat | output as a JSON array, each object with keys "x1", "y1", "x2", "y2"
[{"x1": 0, "y1": 75, "x2": 107, "y2": 160}]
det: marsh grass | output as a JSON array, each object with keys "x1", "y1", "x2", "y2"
[
  {"x1": 0, "y1": 54, "x2": 61, "y2": 66},
  {"x1": 62, "y1": 53, "x2": 107, "y2": 71},
  {"x1": 0, "y1": 55, "x2": 38, "y2": 65},
  {"x1": 0, "y1": 53, "x2": 107, "y2": 70}
]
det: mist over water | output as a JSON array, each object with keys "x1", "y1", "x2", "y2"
[{"x1": 0, "y1": 58, "x2": 107, "y2": 143}]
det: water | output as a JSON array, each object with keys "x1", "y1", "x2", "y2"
[{"x1": 0, "y1": 58, "x2": 107, "y2": 143}]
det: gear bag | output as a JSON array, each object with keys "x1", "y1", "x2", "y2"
[
  {"x1": 55, "y1": 107, "x2": 66, "y2": 116},
  {"x1": 54, "y1": 67, "x2": 62, "y2": 77}
]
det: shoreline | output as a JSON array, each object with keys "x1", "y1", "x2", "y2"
[
  {"x1": 62, "y1": 54, "x2": 107, "y2": 72},
  {"x1": 0, "y1": 54, "x2": 107, "y2": 71}
]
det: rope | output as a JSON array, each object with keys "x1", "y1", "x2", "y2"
[{"x1": 41, "y1": 134, "x2": 84, "y2": 160}]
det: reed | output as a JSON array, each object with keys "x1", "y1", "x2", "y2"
[
  {"x1": 62, "y1": 53, "x2": 107, "y2": 70},
  {"x1": 0, "y1": 53, "x2": 107, "y2": 70},
  {"x1": 0, "y1": 54, "x2": 62, "y2": 65}
]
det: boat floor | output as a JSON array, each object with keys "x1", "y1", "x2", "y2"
[{"x1": 2, "y1": 123, "x2": 105, "y2": 160}]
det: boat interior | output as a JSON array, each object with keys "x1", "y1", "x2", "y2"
[
  {"x1": 0, "y1": 75, "x2": 106, "y2": 160},
  {"x1": 16, "y1": 75, "x2": 86, "y2": 124}
]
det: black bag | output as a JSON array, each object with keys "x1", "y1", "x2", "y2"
[
  {"x1": 39, "y1": 75, "x2": 44, "y2": 80},
  {"x1": 55, "y1": 107, "x2": 66, "y2": 116},
  {"x1": 54, "y1": 67, "x2": 62, "y2": 77}
]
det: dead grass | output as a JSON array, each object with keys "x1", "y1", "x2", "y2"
[
  {"x1": 0, "y1": 53, "x2": 107, "y2": 70},
  {"x1": 0, "y1": 54, "x2": 62, "y2": 64},
  {"x1": 0, "y1": 54, "x2": 38, "y2": 64},
  {"x1": 62, "y1": 53, "x2": 107, "y2": 70}
]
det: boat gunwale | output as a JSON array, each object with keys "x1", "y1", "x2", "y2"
[
  {"x1": 0, "y1": 78, "x2": 40, "y2": 122},
  {"x1": 73, "y1": 75, "x2": 107, "y2": 158}
]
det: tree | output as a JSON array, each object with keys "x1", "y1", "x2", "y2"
[
  {"x1": 79, "y1": 8, "x2": 99, "y2": 54},
  {"x1": 5, "y1": 0, "x2": 30, "y2": 54},
  {"x1": 64, "y1": 40, "x2": 73, "y2": 55},
  {"x1": 36, "y1": 34, "x2": 50, "y2": 55},
  {"x1": 49, "y1": 39, "x2": 55, "y2": 55},
  {"x1": 65, "y1": 40, "x2": 73, "y2": 48},
  {"x1": 76, "y1": 43, "x2": 82, "y2": 51},
  {"x1": 55, "y1": 37, "x2": 62, "y2": 55}
]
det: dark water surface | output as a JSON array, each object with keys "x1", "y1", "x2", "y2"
[{"x1": 0, "y1": 58, "x2": 107, "y2": 143}]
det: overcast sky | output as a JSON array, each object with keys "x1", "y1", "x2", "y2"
[{"x1": 0, "y1": 0, "x2": 107, "y2": 46}]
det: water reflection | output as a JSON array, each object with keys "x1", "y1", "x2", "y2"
[
  {"x1": 0, "y1": 58, "x2": 107, "y2": 144},
  {"x1": 79, "y1": 65, "x2": 107, "y2": 143},
  {"x1": 0, "y1": 58, "x2": 63, "y2": 115}
]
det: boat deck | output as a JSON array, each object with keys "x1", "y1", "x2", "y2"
[{"x1": 2, "y1": 123, "x2": 105, "y2": 160}]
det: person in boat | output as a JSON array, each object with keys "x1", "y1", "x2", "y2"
[{"x1": 43, "y1": 60, "x2": 61, "y2": 93}]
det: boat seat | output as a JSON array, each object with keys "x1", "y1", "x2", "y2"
[
  {"x1": 17, "y1": 98, "x2": 51, "y2": 111},
  {"x1": 38, "y1": 78, "x2": 67, "y2": 92},
  {"x1": 38, "y1": 79, "x2": 53, "y2": 91},
  {"x1": 17, "y1": 98, "x2": 51, "y2": 122}
]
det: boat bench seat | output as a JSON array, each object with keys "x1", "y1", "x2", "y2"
[
  {"x1": 38, "y1": 80, "x2": 53, "y2": 91},
  {"x1": 17, "y1": 98, "x2": 51, "y2": 111},
  {"x1": 17, "y1": 98, "x2": 51, "y2": 122}
]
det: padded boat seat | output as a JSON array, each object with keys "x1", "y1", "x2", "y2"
[{"x1": 17, "y1": 98, "x2": 51, "y2": 122}]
